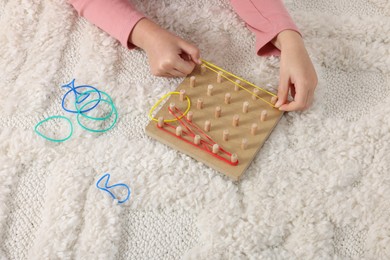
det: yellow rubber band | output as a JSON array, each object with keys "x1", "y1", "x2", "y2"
[
  {"x1": 148, "y1": 92, "x2": 191, "y2": 122},
  {"x1": 201, "y1": 59, "x2": 277, "y2": 108}
]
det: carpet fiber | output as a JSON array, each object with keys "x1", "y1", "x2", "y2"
[{"x1": 0, "y1": 0, "x2": 389, "y2": 259}]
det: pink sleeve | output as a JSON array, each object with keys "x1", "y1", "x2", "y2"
[
  {"x1": 230, "y1": 0, "x2": 300, "y2": 56},
  {"x1": 68, "y1": 0, "x2": 145, "y2": 49}
]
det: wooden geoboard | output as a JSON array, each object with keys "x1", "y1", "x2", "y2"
[{"x1": 145, "y1": 61, "x2": 283, "y2": 180}]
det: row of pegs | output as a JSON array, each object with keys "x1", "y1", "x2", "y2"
[{"x1": 157, "y1": 114, "x2": 255, "y2": 151}]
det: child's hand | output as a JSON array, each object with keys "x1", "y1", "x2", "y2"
[
  {"x1": 272, "y1": 30, "x2": 318, "y2": 111},
  {"x1": 130, "y1": 18, "x2": 201, "y2": 77}
]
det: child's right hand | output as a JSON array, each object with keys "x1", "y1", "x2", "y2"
[{"x1": 130, "y1": 18, "x2": 201, "y2": 77}]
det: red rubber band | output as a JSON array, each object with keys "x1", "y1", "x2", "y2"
[{"x1": 157, "y1": 106, "x2": 238, "y2": 166}]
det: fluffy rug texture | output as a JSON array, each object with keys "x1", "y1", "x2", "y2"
[{"x1": 0, "y1": 0, "x2": 389, "y2": 259}]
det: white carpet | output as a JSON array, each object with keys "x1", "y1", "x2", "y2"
[{"x1": 0, "y1": 0, "x2": 389, "y2": 259}]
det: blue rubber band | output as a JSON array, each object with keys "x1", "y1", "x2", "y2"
[
  {"x1": 96, "y1": 173, "x2": 131, "y2": 204},
  {"x1": 75, "y1": 89, "x2": 113, "y2": 104},
  {"x1": 61, "y1": 79, "x2": 102, "y2": 113},
  {"x1": 34, "y1": 115, "x2": 73, "y2": 142},
  {"x1": 62, "y1": 79, "x2": 93, "y2": 101}
]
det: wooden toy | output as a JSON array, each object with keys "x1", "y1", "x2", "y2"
[
  {"x1": 242, "y1": 101, "x2": 249, "y2": 113},
  {"x1": 232, "y1": 114, "x2": 240, "y2": 127},
  {"x1": 146, "y1": 60, "x2": 284, "y2": 180},
  {"x1": 179, "y1": 89, "x2": 186, "y2": 101},
  {"x1": 215, "y1": 106, "x2": 221, "y2": 118},
  {"x1": 197, "y1": 98, "x2": 203, "y2": 109},
  {"x1": 207, "y1": 85, "x2": 214, "y2": 96},
  {"x1": 241, "y1": 138, "x2": 248, "y2": 150},
  {"x1": 186, "y1": 111, "x2": 193, "y2": 121},
  {"x1": 204, "y1": 120, "x2": 211, "y2": 132},
  {"x1": 234, "y1": 80, "x2": 240, "y2": 91},
  {"x1": 223, "y1": 129, "x2": 229, "y2": 141}
]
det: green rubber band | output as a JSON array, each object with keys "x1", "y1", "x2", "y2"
[
  {"x1": 76, "y1": 99, "x2": 118, "y2": 133},
  {"x1": 34, "y1": 115, "x2": 73, "y2": 142},
  {"x1": 75, "y1": 90, "x2": 114, "y2": 121}
]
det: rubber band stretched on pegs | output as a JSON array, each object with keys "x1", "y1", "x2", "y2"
[
  {"x1": 34, "y1": 115, "x2": 73, "y2": 142},
  {"x1": 148, "y1": 92, "x2": 191, "y2": 123},
  {"x1": 201, "y1": 60, "x2": 276, "y2": 108},
  {"x1": 166, "y1": 106, "x2": 238, "y2": 166},
  {"x1": 201, "y1": 59, "x2": 276, "y2": 97},
  {"x1": 96, "y1": 173, "x2": 131, "y2": 204},
  {"x1": 61, "y1": 79, "x2": 102, "y2": 114}
]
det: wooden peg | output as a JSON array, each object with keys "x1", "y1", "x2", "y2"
[
  {"x1": 186, "y1": 111, "x2": 193, "y2": 122},
  {"x1": 242, "y1": 101, "x2": 249, "y2": 113},
  {"x1": 207, "y1": 84, "x2": 214, "y2": 96},
  {"x1": 217, "y1": 71, "x2": 223, "y2": 83},
  {"x1": 230, "y1": 153, "x2": 238, "y2": 163},
  {"x1": 201, "y1": 65, "x2": 207, "y2": 75},
  {"x1": 197, "y1": 98, "x2": 203, "y2": 109},
  {"x1": 190, "y1": 76, "x2": 196, "y2": 88},
  {"x1": 204, "y1": 120, "x2": 211, "y2": 132},
  {"x1": 194, "y1": 135, "x2": 201, "y2": 145},
  {"x1": 232, "y1": 114, "x2": 239, "y2": 127},
  {"x1": 252, "y1": 88, "x2": 260, "y2": 100},
  {"x1": 234, "y1": 80, "x2": 241, "y2": 91},
  {"x1": 157, "y1": 117, "x2": 164, "y2": 128},
  {"x1": 260, "y1": 110, "x2": 268, "y2": 122},
  {"x1": 176, "y1": 126, "x2": 182, "y2": 136},
  {"x1": 223, "y1": 129, "x2": 229, "y2": 141},
  {"x1": 251, "y1": 123, "x2": 258, "y2": 135},
  {"x1": 179, "y1": 89, "x2": 186, "y2": 101},
  {"x1": 169, "y1": 102, "x2": 175, "y2": 113},
  {"x1": 241, "y1": 138, "x2": 248, "y2": 150},
  {"x1": 212, "y1": 144, "x2": 219, "y2": 154},
  {"x1": 271, "y1": 96, "x2": 278, "y2": 105},
  {"x1": 215, "y1": 106, "x2": 221, "y2": 118},
  {"x1": 225, "y1": 93, "x2": 231, "y2": 104}
]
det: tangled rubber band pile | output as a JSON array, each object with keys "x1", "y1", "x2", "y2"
[
  {"x1": 34, "y1": 79, "x2": 118, "y2": 142},
  {"x1": 34, "y1": 80, "x2": 130, "y2": 204}
]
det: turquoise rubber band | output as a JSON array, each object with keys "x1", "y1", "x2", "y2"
[
  {"x1": 75, "y1": 90, "x2": 114, "y2": 121},
  {"x1": 76, "y1": 99, "x2": 118, "y2": 133},
  {"x1": 34, "y1": 115, "x2": 73, "y2": 142},
  {"x1": 77, "y1": 98, "x2": 114, "y2": 121}
]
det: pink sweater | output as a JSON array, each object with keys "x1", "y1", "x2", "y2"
[{"x1": 69, "y1": 0, "x2": 299, "y2": 56}]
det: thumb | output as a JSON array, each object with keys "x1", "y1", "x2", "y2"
[
  {"x1": 179, "y1": 41, "x2": 201, "y2": 64},
  {"x1": 275, "y1": 76, "x2": 290, "y2": 108}
]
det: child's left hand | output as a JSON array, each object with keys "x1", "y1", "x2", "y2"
[{"x1": 272, "y1": 30, "x2": 318, "y2": 111}]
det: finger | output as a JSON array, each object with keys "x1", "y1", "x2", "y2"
[
  {"x1": 162, "y1": 73, "x2": 174, "y2": 78},
  {"x1": 180, "y1": 53, "x2": 191, "y2": 62},
  {"x1": 168, "y1": 69, "x2": 187, "y2": 78},
  {"x1": 275, "y1": 76, "x2": 290, "y2": 108},
  {"x1": 153, "y1": 72, "x2": 173, "y2": 78},
  {"x1": 279, "y1": 89, "x2": 309, "y2": 111},
  {"x1": 302, "y1": 81, "x2": 315, "y2": 109},
  {"x1": 291, "y1": 86, "x2": 296, "y2": 99},
  {"x1": 306, "y1": 89, "x2": 315, "y2": 108},
  {"x1": 174, "y1": 57, "x2": 195, "y2": 75},
  {"x1": 179, "y1": 40, "x2": 201, "y2": 64}
]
